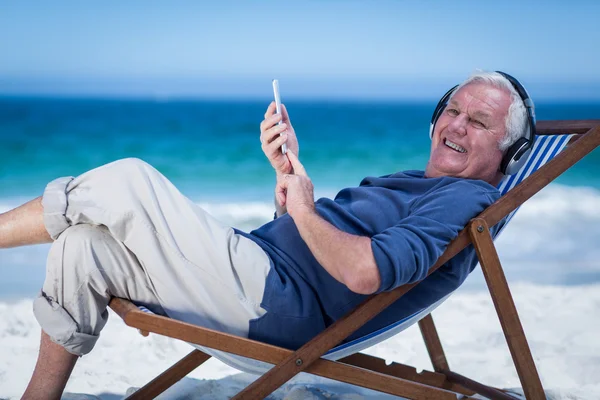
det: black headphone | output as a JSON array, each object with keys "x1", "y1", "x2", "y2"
[{"x1": 429, "y1": 71, "x2": 536, "y2": 176}]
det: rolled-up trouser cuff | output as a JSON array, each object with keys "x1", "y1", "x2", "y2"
[
  {"x1": 33, "y1": 291, "x2": 99, "y2": 356},
  {"x1": 42, "y1": 177, "x2": 75, "y2": 240}
]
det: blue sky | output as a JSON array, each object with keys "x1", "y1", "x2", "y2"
[{"x1": 1, "y1": 1, "x2": 599, "y2": 100}]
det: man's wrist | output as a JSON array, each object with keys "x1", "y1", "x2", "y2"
[{"x1": 289, "y1": 204, "x2": 316, "y2": 222}]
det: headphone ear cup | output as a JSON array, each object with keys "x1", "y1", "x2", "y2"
[
  {"x1": 501, "y1": 137, "x2": 531, "y2": 175},
  {"x1": 430, "y1": 108, "x2": 444, "y2": 138},
  {"x1": 496, "y1": 70, "x2": 536, "y2": 175},
  {"x1": 430, "y1": 85, "x2": 458, "y2": 139},
  {"x1": 430, "y1": 107, "x2": 444, "y2": 138}
]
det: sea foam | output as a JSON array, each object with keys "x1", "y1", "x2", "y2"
[{"x1": 1, "y1": 183, "x2": 600, "y2": 298}]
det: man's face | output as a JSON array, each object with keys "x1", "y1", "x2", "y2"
[{"x1": 425, "y1": 82, "x2": 511, "y2": 185}]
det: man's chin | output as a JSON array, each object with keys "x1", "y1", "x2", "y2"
[{"x1": 425, "y1": 162, "x2": 465, "y2": 179}]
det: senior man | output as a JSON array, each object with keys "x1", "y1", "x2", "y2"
[{"x1": 0, "y1": 71, "x2": 531, "y2": 399}]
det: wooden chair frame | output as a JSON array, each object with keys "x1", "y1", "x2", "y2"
[{"x1": 109, "y1": 120, "x2": 600, "y2": 400}]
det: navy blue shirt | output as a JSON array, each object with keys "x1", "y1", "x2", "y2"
[{"x1": 235, "y1": 171, "x2": 500, "y2": 349}]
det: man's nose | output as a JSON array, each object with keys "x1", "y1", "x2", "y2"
[{"x1": 448, "y1": 114, "x2": 468, "y2": 135}]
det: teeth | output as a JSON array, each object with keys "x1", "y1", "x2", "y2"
[{"x1": 444, "y1": 139, "x2": 467, "y2": 153}]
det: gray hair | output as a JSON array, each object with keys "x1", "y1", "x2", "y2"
[{"x1": 451, "y1": 71, "x2": 529, "y2": 152}]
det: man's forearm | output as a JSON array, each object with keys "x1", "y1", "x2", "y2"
[{"x1": 292, "y1": 208, "x2": 381, "y2": 294}]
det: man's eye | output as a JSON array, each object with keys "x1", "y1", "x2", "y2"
[
  {"x1": 446, "y1": 108, "x2": 459, "y2": 116},
  {"x1": 472, "y1": 120, "x2": 486, "y2": 128}
]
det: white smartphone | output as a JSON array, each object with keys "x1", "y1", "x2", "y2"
[{"x1": 272, "y1": 79, "x2": 288, "y2": 154}]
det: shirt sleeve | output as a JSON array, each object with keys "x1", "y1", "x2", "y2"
[{"x1": 371, "y1": 180, "x2": 497, "y2": 292}]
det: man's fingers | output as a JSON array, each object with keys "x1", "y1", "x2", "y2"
[
  {"x1": 275, "y1": 178, "x2": 288, "y2": 206},
  {"x1": 260, "y1": 112, "x2": 282, "y2": 133},
  {"x1": 286, "y1": 151, "x2": 307, "y2": 176},
  {"x1": 260, "y1": 103, "x2": 279, "y2": 131},
  {"x1": 261, "y1": 127, "x2": 287, "y2": 150},
  {"x1": 262, "y1": 123, "x2": 287, "y2": 144},
  {"x1": 264, "y1": 101, "x2": 276, "y2": 119},
  {"x1": 264, "y1": 134, "x2": 288, "y2": 158},
  {"x1": 260, "y1": 114, "x2": 283, "y2": 137},
  {"x1": 281, "y1": 104, "x2": 290, "y2": 123}
]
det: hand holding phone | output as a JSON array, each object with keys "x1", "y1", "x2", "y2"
[{"x1": 272, "y1": 79, "x2": 288, "y2": 155}]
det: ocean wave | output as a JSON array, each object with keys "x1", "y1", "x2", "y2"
[
  {"x1": 487, "y1": 184, "x2": 600, "y2": 286},
  {"x1": 196, "y1": 201, "x2": 275, "y2": 232},
  {"x1": 1, "y1": 183, "x2": 600, "y2": 296}
]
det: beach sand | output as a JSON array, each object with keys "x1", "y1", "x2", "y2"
[{"x1": 1, "y1": 282, "x2": 599, "y2": 399}]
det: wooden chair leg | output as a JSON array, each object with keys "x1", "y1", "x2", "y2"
[
  {"x1": 125, "y1": 349, "x2": 211, "y2": 400},
  {"x1": 469, "y1": 218, "x2": 545, "y2": 400},
  {"x1": 417, "y1": 313, "x2": 525, "y2": 400},
  {"x1": 418, "y1": 314, "x2": 450, "y2": 373}
]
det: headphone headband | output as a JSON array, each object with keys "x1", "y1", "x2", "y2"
[{"x1": 429, "y1": 71, "x2": 536, "y2": 175}]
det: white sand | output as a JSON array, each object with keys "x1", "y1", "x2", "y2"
[{"x1": 1, "y1": 282, "x2": 599, "y2": 399}]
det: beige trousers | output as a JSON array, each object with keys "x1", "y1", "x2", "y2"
[{"x1": 33, "y1": 158, "x2": 271, "y2": 356}]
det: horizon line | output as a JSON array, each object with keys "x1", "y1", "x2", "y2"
[{"x1": 2, "y1": 92, "x2": 600, "y2": 103}]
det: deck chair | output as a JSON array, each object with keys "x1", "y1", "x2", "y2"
[{"x1": 109, "y1": 119, "x2": 600, "y2": 400}]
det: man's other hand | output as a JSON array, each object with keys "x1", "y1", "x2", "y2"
[
  {"x1": 276, "y1": 151, "x2": 315, "y2": 218},
  {"x1": 260, "y1": 102, "x2": 299, "y2": 176}
]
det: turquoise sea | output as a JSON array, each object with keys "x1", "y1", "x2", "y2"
[
  {"x1": 2, "y1": 98, "x2": 600, "y2": 198},
  {"x1": 1, "y1": 97, "x2": 600, "y2": 299}
]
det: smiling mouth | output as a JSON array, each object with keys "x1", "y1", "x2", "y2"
[{"x1": 444, "y1": 138, "x2": 467, "y2": 153}]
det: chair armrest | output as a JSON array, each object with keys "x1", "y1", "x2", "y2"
[{"x1": 109, "y1": 297, "x2": 150, "y2": 336}]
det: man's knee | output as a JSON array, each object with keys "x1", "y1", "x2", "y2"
[
  {"x1": 59, "y1": 223, "x2": 112, "y2": 256},
  {"x1": 50, "y1": 224, "x2": 118, "y2": 288},
  {"x1": 80, "y1": 157, "x2": 164, "y2": 202},
  {"x1": 111, "y1": 157, "x2": 153, "y2": 174},
  {"x1": 35, "y1": 225, "x2": 113, "y2": 356},
  {"x1": 103, "y1": 157, "x2": 157, "y2": 182},
  {"x1": 77, "y1": 157, "x2": 152, "y2": 185}
]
